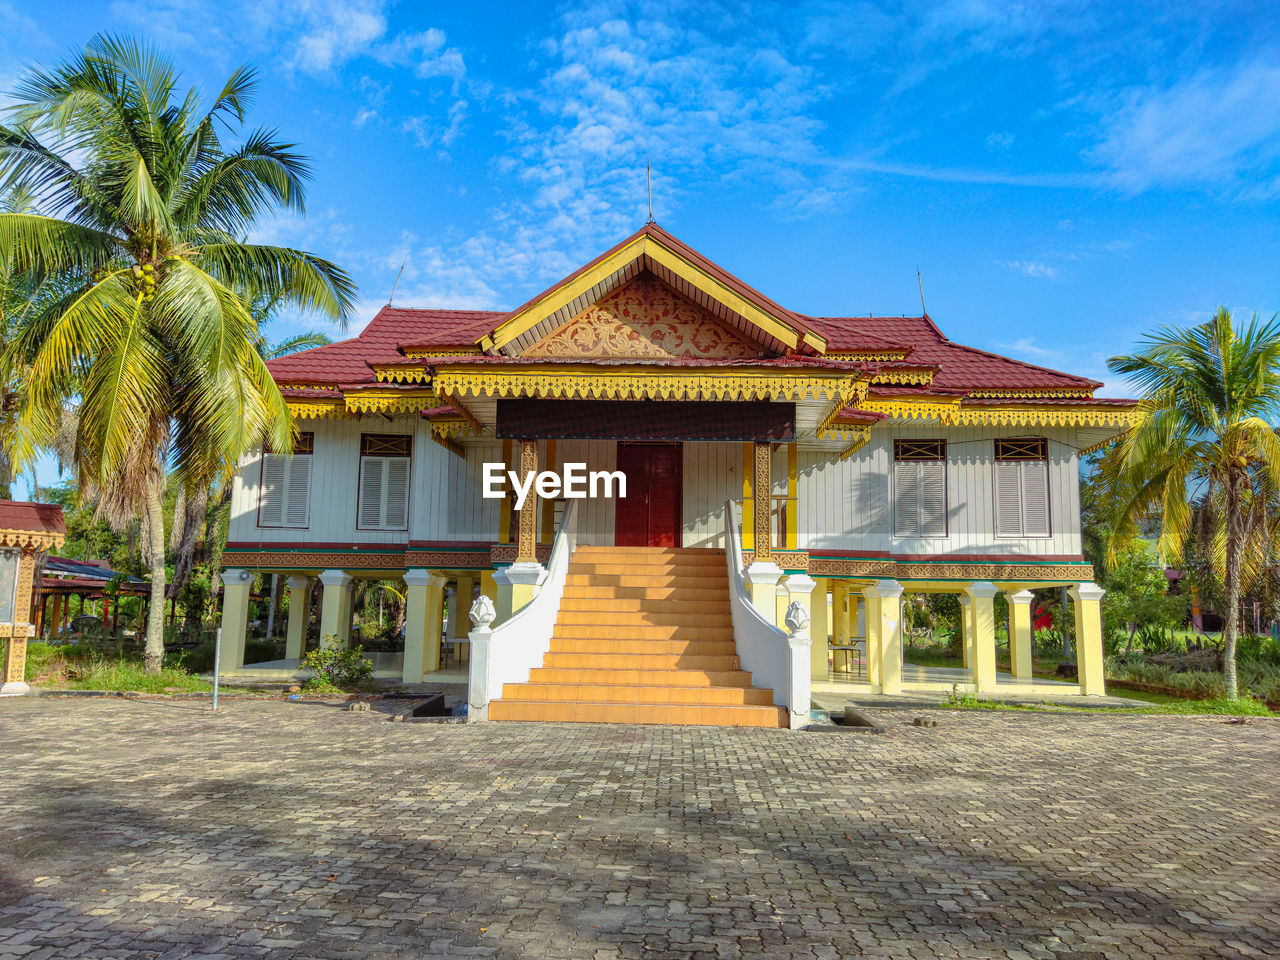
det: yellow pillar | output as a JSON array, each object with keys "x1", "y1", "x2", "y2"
[
  {"x1": 1071, "y1": 583, "x2": 1107, "y2": 696},
  {"x1": 741, "y1": 443, "x2": 754, "y2": 551},
  {"x1": 1, "y1": 550, "x2": 37, "y2": 695},
  {"x1": 479, "y1": 570, "x2": 497, "y2": 605},
  {"x1": 318, "y1": 570, "x2": 353, "y2": 650},
  {"x1": 785, "y1": 442, "x2": 798, "y2": 549},
  {"x1": 775, "y1": 580, "x2": 789, "y2": 630},
  {"x1": 863, "y1": 580, "x2": 904, "y2": 694},
  {"x1": 540, "y1": 440, "x2": 557, "y2": 545},
  {"x1": 957, "y1": 594, "x2": 971, "y2": 668},
  {"x1": 1007, "y1": 590, "x2": 1034, "y2": 681},
  {"x1": 752, "y1": 441, "x2": 773, "y2": 561},
  {"x1": 218, "y1": 569, "x2": 252, "y2": 673},
  {"x1": 403, "y1": 570, "x2": 447, "y2": 682},
  {"x1": 285, "y1": 576, "x2": 310, "y2": 660},
  {"x1": 967, "y1": 582, "x2": 998, "y2": 693},
  {"x1": 453, "y1": 574, "x2": 476, "y2": 662},
  {"x1": 516, "y1": 439, "x2": 538, "y2": 563},
  {"x1": 809, "y1": 578, "x2": 830, "y2": 682}
]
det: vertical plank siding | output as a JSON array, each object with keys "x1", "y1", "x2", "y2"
[
  {"x1": 799, "y1": 424, "x2": 1083, "y2": 557},
  {"x1": 230, "y1": 424, "x2": 1084, "y2": 558}
]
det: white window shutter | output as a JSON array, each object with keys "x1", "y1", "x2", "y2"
[
  {"x1": 1021, "y1": 460, "x2": 1050, "y2": 537},
  {"x1": 894, "y1": 461, "x2": 920, "y2": 537},
  {"x1": 384, "y1": 457, "x2": 410, "y2": 529},
  {"x1": 919, "y1": 461, "x2": 947, "y2": 537},
  {"x1": 258, "y1": 455, "x2": 287, "y2": 526},
  {"x1": 285, "y1": 456, "x2": 311, "y2": 528},
  {"x1": 995, "y1": 461, "x2": 1024, "y2": 537},
  {"x1": 359, "y1": 458, "x2": 384, "y2": 529}
]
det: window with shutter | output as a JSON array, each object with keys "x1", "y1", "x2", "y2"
[
  {"x1": 994, "y1": 438, "x2": 1050, "y2": 537},
  {"x1": 258, "y1": 433, "x2": 313, "y2": 528},
  {"x1": 358, "y1": 434, "x2": 412, "y2": 530},
  {"x1": 893, "y1": 440, "x2": 947, "y2": 538}
]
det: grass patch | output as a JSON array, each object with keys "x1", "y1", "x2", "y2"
[
  {"x1": 941, "y1": 687, "x2": 1276, "y2": 717},
  {"x1": 64, "y1": 659, "x2": 212, "y2": 693}
]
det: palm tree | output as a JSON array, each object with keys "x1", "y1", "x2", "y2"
[
  {"x1": 1105, "y1": 307, "x2": 1280, "y2": 699},
  {"x1": 250, "y1": 288, "x2": 334, "y2": 359},
  {"x1": 0, "y1": 35, "x2": 356, "y2": 671}
]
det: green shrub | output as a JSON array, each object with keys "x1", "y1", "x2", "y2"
[
  {"x1": 300, "y1": 640, "x2": 374, "y2": 690},
  {"x1": 68, "y1": 659, "x2": 210, "y2": 693}
]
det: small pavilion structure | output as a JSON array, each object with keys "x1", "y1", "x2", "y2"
[{"x1": 1, "y1": 500, "x2": 66, "y2": 696}]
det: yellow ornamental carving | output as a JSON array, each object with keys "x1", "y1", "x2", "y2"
[
  {"x1": 522, "y1": 274, "x2": 765, "y2": 360},
  {"x1": 344, "y1": 390, "x2": 445, "y2": 415},
  {"x1": 433, "y1": 366, "x2": 864, "y2": 403},
  {"x1": 286, "y1": 398, "x2": 346, "y2": 420},
  {"x1": 372, "y1": 364, "x2": 431, "y2": 384}
]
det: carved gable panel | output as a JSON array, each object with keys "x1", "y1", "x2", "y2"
[{"x1": 522, "y1": 273, "x2": 765, "y2": 360}]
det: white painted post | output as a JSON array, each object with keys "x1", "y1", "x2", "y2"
[
  {"x1": 467, "y1": 594, "x2": 497, "y2": 721},
  {"x1": 783, "y1": 576, "x2": 817, "y2": 729}
]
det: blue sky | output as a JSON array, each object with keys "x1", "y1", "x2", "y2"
[{"x1": 5, "y1": 0, "x2": 1280, "y2": 495}]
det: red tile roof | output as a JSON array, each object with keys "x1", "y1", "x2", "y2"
[
  {"x1": 267, "y1": 309, "x2": 500, "y2": 383},
  {"x1": 806, "y1": 315, "x2": 1100, "y2": 392},
  {"x1": 264, "y1": 229, "x2": 1118, "y2": 404},
  {"x1": 0, "y1": 500, "x2": 65, "y2": 535}
]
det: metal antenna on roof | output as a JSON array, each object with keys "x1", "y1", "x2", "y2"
[
  {"x1": 387, "y1": 259, "x2": 406, "y2": 306},
  {"x1": 917, "y1": 266, "x2": 928, "y2": 317},
  {"x1": 646, "y1": 157, "x2": 655, "y2": 225}
]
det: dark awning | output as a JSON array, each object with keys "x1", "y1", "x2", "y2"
[{"x1": 496, "y1": 399, "x2": 795, "y2": 442}]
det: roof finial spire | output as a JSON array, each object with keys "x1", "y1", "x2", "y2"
[
  {"x1": 646, "y1": 156, "x2": 655, "y2": 225},
  {"x1": 917, "y1": 265, "x2": 927, "y2": 317},
  {"x1": 387, "y1": 258, "x2": 406, "y2": 306}
]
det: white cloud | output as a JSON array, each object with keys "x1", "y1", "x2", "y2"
[
  {"x1": 997, "y1": 337, "x2": 1055, "y2": 360},
  {"x1": 1090, "y1": 58, "x2": 1280, "y2": 191},
  {"x1": 1000, "y1": 260, "x2": 1060, "y2": 280}
]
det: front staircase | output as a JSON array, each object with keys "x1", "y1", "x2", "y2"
[{"x1": 488, "y1": 545, "x2": 786, "y2": 727}]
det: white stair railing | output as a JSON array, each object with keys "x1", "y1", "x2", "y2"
[
  {"x1": 466, "y1": 499, "x2": 579, "y2": 720},
  {"x1": 724, "y1": 499, "x2": 810, "y2": 726}
]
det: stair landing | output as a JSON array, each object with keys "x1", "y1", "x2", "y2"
[{"x1": 489, "y1": 546, "x2": 786, "y2": 728}]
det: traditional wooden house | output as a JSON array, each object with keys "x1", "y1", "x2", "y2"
[
  {"x1": 1, "y1": 500, "x2": 66, "y2": 696},
  {"x1": 219, "y1": 224, "x2": 1134, "y2": 726}
]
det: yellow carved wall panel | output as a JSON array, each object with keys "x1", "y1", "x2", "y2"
[{"x1": 522, "y1": 273, "x2": 765, "y2": 360}]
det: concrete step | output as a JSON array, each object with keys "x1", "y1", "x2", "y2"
[
  {"x1": 548, "y1": 638, "x2": 739, "y2": 656},
  {"x1": 553, "y1": 624, "x2": 735, "y2": 641},
  {"x1": 540, "y1": 652, "x2": 741, "y2": 671},
  {"x1": 564, "y1": 572, "x2": 729, "y2": 589},
  {"x1": 527, "y1": 667, "x2": 756, "y2": 687},
  {"x1": 555, "y1": 609, "x2": 732, "y2": 628},
  {"x1": 500, "y1": 682, "x2": 775, "y2": 706},
  {"x1": 488, "y1": 699, "x2": 786, "y2": 727},
  {"x1": 559, "y1": 585, "x2": 730, "y2": 602},
  {"x1": 558, "y1": 596, "x2": 730, "y2": 613}
]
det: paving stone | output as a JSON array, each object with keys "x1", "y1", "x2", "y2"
[{"x1": 0, "y1": 699, "x2": 1277, "y2": 959}]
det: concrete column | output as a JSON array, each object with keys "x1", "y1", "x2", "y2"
[
  {"x1": 1070, "y1": 583, "x2": 1107, "y2": 696},
  {"x1": 284, "y1": 576, "x2": 310, "y2": 660},
  {"x1": 863, "y1": 580, "x2": 904, "y2": 694},
  {"x1": 774, "y1": 580, "x2": 789, "y2": 630},
  {"x1": 746, "y1": 561, "x2": 783, "y2": 620},
  {"x1": 505, "y1": 561, "x2": 544, "y2": 617},
  {"x1": 403, "y1": 570, "x2": 447, "y2": 683},
  {"x1": 966, "y1": 582, "x2": 999, "y2": 693},
  {"x1": 444, "y1": 586, "x2": 458, "y2": 642},
  {"x1": 958, "y1": 594, "x2": 972, "y2": 668},
  {"x1": 453, "y1": 576, "x2": 476, "y2": 638},
  {"x1": 1007, "y1": 590, "x2": 1035, "y2": 681},
  {"x1": 318, "y1": 570, "x2": 353, "y2": 650},
  {"x1": 492, "y1": 567, "x2": 512, "y2": 623},
  {"x1": 832, "y1": 582, "x2": 850, "y2": 644},
  {"x1": 218, "y1": 568, "x2": 253, "y2": 673},
  {"x1": 809, "y1": 578, "x2": 830, "y2": 682}
]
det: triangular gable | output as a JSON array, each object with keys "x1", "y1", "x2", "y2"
[
  {"x1": 521, "y1": 273, "x2": 768, "y2": 360},
  {"x1": 477, "y1": 223, "x2": 828, "y2": 357}
]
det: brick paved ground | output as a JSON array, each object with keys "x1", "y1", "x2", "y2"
[{"x1": 1, "y1": 697, "x2": 1277, "y2": 960}]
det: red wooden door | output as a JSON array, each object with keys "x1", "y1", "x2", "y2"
[{"x1": 615, "y1": 443, "x2": 683, "y2": 547}]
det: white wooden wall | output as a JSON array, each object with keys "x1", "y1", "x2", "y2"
[
  {"x1": 231, "y1": 423, "x2": 1084, "y2": 557},
  {"x1": 682, "y1": 442, "x2": 741, "y2": 549},
  {"x1": 798, "y1": 424, "x2": 1082, "y2": 557},
  {"x1": 229, "y1": 418, "x2": 456, "y2": 546}
]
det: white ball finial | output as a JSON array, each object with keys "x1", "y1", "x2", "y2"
[{"x1": 469, "y1": 594, "x2": 496, "y2": 628}]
